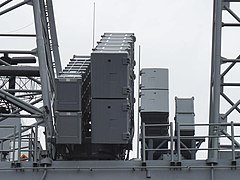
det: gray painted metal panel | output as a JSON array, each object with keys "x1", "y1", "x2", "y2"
[
  {"x1": 0, "y1": 66, "x2": 40, "y2": 76},
  {"x1": 55, "y1": 78, "x2": 82, "y2": 112},
  {"x1": 175, "y1": 114, "x2": 195, "y2": 131},
  {"x1": 91, "y1": 99, "x2": 130, "y2": 144},
  {"x1": 91, "y1": 52, "x2": 131, "y2": 99},
  {"x1": 55, "y1": 112, "x2": 82, "y2": 144},
  {"x1": 140, "y1": 89, "x2": 169, "y2": 113},
  {"x1": 175, "y1": 97, "x2": 194, "y2": 114},
  {"x1": 0, "y1": 160, "x2": 239, "y2": 180},
  {"x1": 141, "y1": 68, "x2": 169, "y2": 90}
]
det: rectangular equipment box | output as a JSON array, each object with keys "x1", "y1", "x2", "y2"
[
  {"x1": 55, "y1": 112, "x2": 82, "y2": 144},
  {"x1": 91, "y1": 52, "x2": 131, "y2": 99},
  {"x1": 175, "y1": 97, "x2": 194, "y2": 114},
  {"x1": 141, "y1": 68, "x2": 168, "y2": 90},
  {"x1": 55, "y1": 78, "x2": 82, "y2": 111},
  {"x1": 175, "y1": 114, "x2": 195, "y2": 132},
  {"x1": 91, "y1": 99, "x2": 131, "y2": 144},
  {"x1": 140, "y1": 89, "x2": 169, "y2": 113}
]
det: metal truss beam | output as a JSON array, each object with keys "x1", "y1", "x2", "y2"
[
  {"x1": 32, "y1": 0, "x2": 57, "y2": 156},
  {"x1": 4, "y1": 89, "x2": 41, "y2": 93},
  {"x1": 0, "y1": 97, "x2": 42, "y2": 122},
  {"x1": 0, "y1": 0, "x2": 31, "y2": 16},
  {"x1": 0, "y1": 89, "x2": 42, "y2": 115},
  {"x1": 0, "y1": 0, "x2": 62, "y2": 159},
  {"x1": 46, "y1": 0, "x2": 62, "y2": 74},
  {"x1": 0, "y1": 50, "x2": 36, "y2": 55},
  {"x1": 0, "y1": 66, "x2": 40, "y2": 76},
  {"x1": 0, "y1": 0, "x2": 13, "y2": 8}
]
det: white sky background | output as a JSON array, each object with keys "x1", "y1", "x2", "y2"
[{"x1": 1, "y1": 0, "x2": 240, "y2": 159}]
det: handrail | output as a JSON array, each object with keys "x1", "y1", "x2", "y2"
[
  {"x1": 0, "y1": 124, "x2": 39, "y2": 163},
  {"x1": 142, "y1": 122, "x2": 240, "y2": 162}
]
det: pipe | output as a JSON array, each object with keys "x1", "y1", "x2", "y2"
[
  {"x1": 0, "y1": 34, "x2": 35, "y2": 37},
  {"x1": 0, "y1": 0, "x2": 31, "y2": 16},
  {"x1": 0, "y1": 0, "x2": 13, "y2": 8}
]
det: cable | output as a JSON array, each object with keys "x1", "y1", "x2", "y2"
[{"x1": 3, "y1": 22, "x2": 33, "y2": 34}]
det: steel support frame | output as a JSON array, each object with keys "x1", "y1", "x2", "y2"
[
  {"x1": 32, "y1": 0, "x2": 57, "y2": 157},
  {"x1": 0, "y1": 0, "x2": 62, "y2": 158},
  {"x1": 208, "y1": 0, "x2": 240, "y2": 164},
  {"x1": 0, "y1": 89, "x2": 42, "y2": 115}
]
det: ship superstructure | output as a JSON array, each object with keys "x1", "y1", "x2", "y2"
[{"x1": 0, "y1": 0, "x2": 240, "y2": 179}]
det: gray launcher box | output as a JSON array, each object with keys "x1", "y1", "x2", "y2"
[
  {"x1": 91, "y1": 99, "x2": 131, "y2": 144},
  {"x1": 175, "y1": 97, "x2": 194, "y2": 114},
  {"x1": 55, "y1": 78, "x2": 82, "y2": 111},
  {"x1": 55, "y1": 112, "x2": 82, "y2": 144},
  {"x1": 141, "y1": 68, "x2": 169, "y2": 90},
  {"x1": 140, "y1": 89, "x2": 169, "y2": 113},
  {"x1": 175, "y1": 114, "x2": 195, "y2": 132},
  {"x1": 91, "y1": 52, "x2": 131, "y2": 99}
]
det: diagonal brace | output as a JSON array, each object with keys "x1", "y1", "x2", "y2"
[
  {"x1": 0, "y1": 0, "x2": 31, "y2": 16},
  {"x1": 224, "y1": 5, "x2": 240, "y2": 23},
  {"x1": 221, "y1": 92, "x2": 240, "y2": 114},
  {"x1": 0, "y1": 89, "x2": 42, "y2": 114},
  {"x1": 223, "y1": 98, "x2": 240, "y2": 119},
  {"x1": 221, "y1": 129, "x2": 240, "y2": 147}
]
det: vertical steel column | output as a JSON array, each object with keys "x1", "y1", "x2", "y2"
[
  {"x1": 0, "y1": 140, "x2": 3, "y2": 161},
  {"x1": 176, "y1": 122, "x2": 181, "y2": 162},
  {"x1": 34, "y1": 124, "x2": 38, "y2": 164},
  {"x1": 12, "y1": 126, "x2": 16, "y2": 163},
  {"x1": 28, "y1": 134, "x2": 32, "y2": 161},
  {"x1": 142, "y1": 123, "x2": 146, "y2": 163},
  {"x1": 230, "y1": 121, "x2": 236, "y2": 162},
  {"x1": 207, "y1": 0, "x2": 223, "y2": 164},
  {"x1": 39, "y1": 0, "x2": 55, "y2": 82},
  {"x1": 137, "y1": 45, "x2": 141, "y2": 159},
  {"x1": 32, "y1": 0, "x2": 54, "y2": 155},
  {"x1": 170, "y1": 122, "x2": 174, "y2": 162},
  {"x1": 17, "y1": 124, "x2": 21, "y2": 164},
  {"x1": 148, "y1": 139, "x2": 153, "y2": 160}
]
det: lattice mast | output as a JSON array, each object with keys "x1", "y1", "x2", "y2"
[
  {"x1": 0, "y1": 0, "x2": 62, "y2": 158},
  {"x1": 208, "y1": 0, "x2": 240, "y2": 164}
]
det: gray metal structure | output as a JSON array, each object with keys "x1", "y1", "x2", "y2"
[
  {"x1": 0, "y1": 0, "x2": 240, "y2": 180},
  {"x1": 208, "y1": 0, "x2": 240, "y2": 165}
]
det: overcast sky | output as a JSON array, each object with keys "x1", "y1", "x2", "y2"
[
  {"x1": 1, "y1": 0, "x2": 240, "y2": 158},
  {"x1": 52, "y1": 0, "x2": 213, "y2": 123}
]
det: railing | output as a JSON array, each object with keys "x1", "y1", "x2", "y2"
[
  {"x1": 141, "y1": 122, "x2": 240, "y2": 162},
  {"x1": 0, "y1": 124, "x2": 40, "y2": 164},
  {"x1": 0, "y1": 125, "x2": 16, "y2": 162}
]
